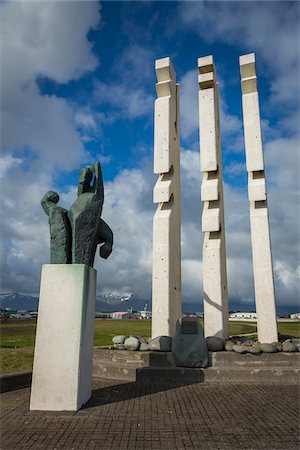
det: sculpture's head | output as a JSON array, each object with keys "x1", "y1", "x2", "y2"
[
  {"x1": 44, "y1": 191, "x2": 59, "y2": 204},
  {"x1": 41, "y1": 191, "x2": 60, "y2": 215}
]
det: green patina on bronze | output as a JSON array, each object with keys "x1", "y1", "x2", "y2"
[{"x1": 41, "y1": 161, "x2": 113, "y2": 267}]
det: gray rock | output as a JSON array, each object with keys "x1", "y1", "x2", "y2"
[
  {"x1": 148, "y1": 336, "x2": 172, "y2": 352},
  {"x1": 139, "y1": 337, "x2": 148, "y2": 344},
  {"x1": 124, "y1": 336, "x2": 140, "y2": 351},
  {"x1": 225, "y1": 341, "x2": 234, "y2": 351},
  {"x1": 276, "y1": 342, "x2": 282, "y2": 352},
  {"x1": 260, "y1": 343, "x2": 277, "y2": 353},
  {"x1": 291, "y1": 338, "x2": 300, "y2": 350},
  {"x1": 171, "y1": 318, "x2": 209, "y2": 368},
  {"x1": 112, "y1": 335, "x2": 128, "y2": 345},
  {"x1": 247, "y1": 344, "x2": 261, "y2": 354},
  {"x1": 206, "y1": 337, "x2": 224, "y2": 352},
  {"x1": 282, "y1": 340, "x2": 298, "y2": 352},
  {"x1": 113, "y1": 343, "x2": 126, "y2": 350},
  {"x1": 139, "y1": 343, "x2": 149, "y2": 351},
  {"x1": 233, "y1": 344, "x2": 247, "y2": 354}
]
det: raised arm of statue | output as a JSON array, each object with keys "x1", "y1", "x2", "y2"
[
  {"x1": 77, "y1": 167, "x2": 94, "y2": 196},
  {"x1": 91, "y1": 161, "x2": 104, "y2": 198}
]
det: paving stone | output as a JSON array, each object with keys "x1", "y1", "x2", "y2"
[{"x1": 0, "y1": 379, "x2": 299, "y2": 449}]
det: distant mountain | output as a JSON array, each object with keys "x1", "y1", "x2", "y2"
[
  {"x1": 0, "y1": 291, "x2": 150, "y2": 313},
  {"x1": 0, "y1": 292, "x2": 39, "y2": 311},
  {"x1": 0, "y1": 291, "x2": 298, "y2": 315}
]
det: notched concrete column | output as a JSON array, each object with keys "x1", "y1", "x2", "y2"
[
  {"x1": 240, "y1": 53, "x2": 278, "y2": 344},
  {"x1": 198, "y1": 55, "x2": 228, "y2": 339},
  {"x1": 152, "y1": 57, "x2": 181, "y2": 338}
]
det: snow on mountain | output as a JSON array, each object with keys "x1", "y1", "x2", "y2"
[{"x1": 0, "y1": 292, "x2": 39, "y2": 310}]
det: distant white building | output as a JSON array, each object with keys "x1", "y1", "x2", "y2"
[
  {"x1": 111, "y1": 311, "x2": 137, "y2": 320},
  {"x1": 229, "y1": 312, "x2": 257, "y2": 320},
  {"x1": 290, "y1": 313, "x2": 300, "y2": 320}
]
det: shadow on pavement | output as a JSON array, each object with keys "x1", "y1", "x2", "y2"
[{"x1": 82, "y1": 377, "x2": 202, "y2": 409}]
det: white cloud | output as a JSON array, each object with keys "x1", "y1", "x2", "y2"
[
  {"x1": 94, "y1": 81, "x2": 153, "y2": 120},
  {"x1": 180, "y1": 70, "x2": 199, "y2": 140},
  {"x1": 1, "y1": 1, "x2": 99, "y2": 85},
  {"x1": 93, "y1": 43, "x2": 155, "y2": 121},
  {"x1": 0, "y1": 1, "x2": 102, "y2": 291},
  {"x1": 224, "y1": 162, "x2": 246, "y2": 177},
  {"x1": 0, "y1": 155, "x2": 23, "y2": 179},
  {"x1": 0, "y1": 1, "x2": 101, "y2": 171},
  {"x1": 178, "y1": 1, "x2": 300, "y2": 107}
]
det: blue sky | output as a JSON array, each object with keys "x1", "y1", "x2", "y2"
[{"x1": 1, "y1": 1, "x2": 299, "y2": 312}]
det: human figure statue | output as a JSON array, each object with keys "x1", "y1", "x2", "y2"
[
  {"x1": 41, "y1": 161, "x2": 113, "y2": 267},
  {"x1": 41, "y1": 191, "x2": 71, "y2": 264}
]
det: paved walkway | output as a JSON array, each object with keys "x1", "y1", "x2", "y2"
[{"x1": 1, "y1": 379, "x2": 299, "y2": 449}]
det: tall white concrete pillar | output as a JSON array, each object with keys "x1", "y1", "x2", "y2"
[
  {"x1": 239, "y1": 53, "x2": 278, "y2": 343},
  {"x1": 151, "y1": 57, "x2": 181, "y2": 338},
  {"x1": 198, "y1": 56, "x2": 228, "y2": 339}
]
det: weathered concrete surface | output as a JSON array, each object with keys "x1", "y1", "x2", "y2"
[
  {"x1": 2, "y1": 351, "x2": 299, "y2": 392},
  {"x1": 240, "y1": 53, "x2": 278, "y2": 344},
  {"x1": 198, "y1": 55, "x2": 228, "y2": 340},
  {"x1": 30, "y1": 264, "x2": 96, "y2": 411},
  {"x1": 93, "y1": 348, "x2": 300, "y2": 384},
  {"x1": 0, "y1": 372, "x2": 32, "y2": 393},
  {"x1": 152, "y1": 57, "x2": 181, "y2": 339}
]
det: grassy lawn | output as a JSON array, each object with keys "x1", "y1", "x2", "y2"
[
  {"x1": 0, "y1": 318, "x2": 299, "y2": 374},
  {"x1": 94, "y1": 319, "x2": 151, "y2": 346}
]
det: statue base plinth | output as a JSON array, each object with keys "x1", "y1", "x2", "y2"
[{"x1": 30, "y1": 264, "x2": 96, "y2": 411}]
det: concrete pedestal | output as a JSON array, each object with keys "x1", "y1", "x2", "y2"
[{"x1": 30, "y1": 264, "x2": 96, "y2": 411}]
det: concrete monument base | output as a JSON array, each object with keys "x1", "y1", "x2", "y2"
[{"x1": 30, "y1": 264, "x2": 96, "y2": 411}]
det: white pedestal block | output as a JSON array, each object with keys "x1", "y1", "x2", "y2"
[{"x1": 30, "y1": 264, "x2": 96, "y2": 411}]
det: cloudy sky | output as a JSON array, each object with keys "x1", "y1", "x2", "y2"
[{"x1": 0, "y1": 1, "x2": 299, "y2": 312}]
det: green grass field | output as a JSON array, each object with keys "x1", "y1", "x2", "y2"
[{"x1": 0, "y1": 318, "x2": 299, "y2": 374}]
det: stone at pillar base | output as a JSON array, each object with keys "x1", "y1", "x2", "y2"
[{"x1": 30, "y1": 264, "x2": 96, "y2": 411}]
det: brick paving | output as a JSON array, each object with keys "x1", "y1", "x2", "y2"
[{"x1": 0, "y1": 379, "x2": 299, "y2": 449}]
